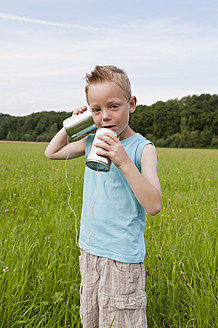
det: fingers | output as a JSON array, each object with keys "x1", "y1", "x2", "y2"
[
  {"x1": 95, "y1": 141, "x2": 111, "y2": 151},
  {"x1": 97, "y1": 133, "x2": 118, "y2": 145},
  {"x1": 72, "y1": 106, "x2": 87, "y2": 116},
  {"x1": 94, "y1": 134, "x2": 119, "y2": 154}
]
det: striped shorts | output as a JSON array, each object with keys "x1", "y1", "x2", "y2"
[{"x1": 79, "y1": 249, "x2": 147, "y2": 328}]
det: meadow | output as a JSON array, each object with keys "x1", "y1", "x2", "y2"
[{"x1": 0, "y1": 142, "x2": 217, "y2": 328}]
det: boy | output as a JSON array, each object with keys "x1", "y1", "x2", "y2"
[{"x1": 45, "y1": 65, "x2": 162, "y2": 327}]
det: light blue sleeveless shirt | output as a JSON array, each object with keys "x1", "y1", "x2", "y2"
[{"x1": 79, "y1": 133, "x2": 152, "y2": 263}]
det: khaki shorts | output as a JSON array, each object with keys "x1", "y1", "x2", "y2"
[{"x1": 79, "y1": 249, "x2": 147, "y2": 328}]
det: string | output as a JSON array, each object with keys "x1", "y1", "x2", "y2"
[
  {"x1": 65, "y1": 140, "x2": 79, "y2": 247},
  {"x1": 85, "y1": 167, "x2": 98, "y2": 250},
  {"x1": 64, "y1": 137, "x2": 98, "y2": 250}
]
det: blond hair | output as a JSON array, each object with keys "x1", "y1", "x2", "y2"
[{"x1": 85, "y1": 65, "x2": 132, "y2": 103}]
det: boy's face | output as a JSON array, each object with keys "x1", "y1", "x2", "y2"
[{"x1": 87, "y1": 81, "x2": 136, "y2": 140}]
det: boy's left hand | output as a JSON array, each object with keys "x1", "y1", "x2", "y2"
[{"x1": 94, "y1": 132, "x2": 130, "y2": 169}]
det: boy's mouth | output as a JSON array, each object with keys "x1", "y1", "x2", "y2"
[{"x1": 102, "y1": 125, "x2": 116, "y2": 130}]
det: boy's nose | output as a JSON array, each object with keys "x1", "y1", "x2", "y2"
[{"x1": 102, "y1": 109, "x2": 111, "y2": 121}]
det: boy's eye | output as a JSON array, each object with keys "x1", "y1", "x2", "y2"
[
  {"x1": 111, "y1": 105, "x2": 118, "y2": 109},
  {"x1": 92, "y1": 108, "x2": 101, "y2": 113}
]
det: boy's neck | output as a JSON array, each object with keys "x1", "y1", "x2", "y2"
[{"x1": 119, "y1": 126, "x2": 135, "y2": 141}]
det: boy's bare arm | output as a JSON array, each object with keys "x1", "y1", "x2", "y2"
[
  {"x1": 45, "y1": 127, "x2": 86, "y2": 160},
  {"x1": 120, "y1": 144, "x2": 162, "y2": 215}
]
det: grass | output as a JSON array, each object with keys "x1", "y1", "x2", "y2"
[{"x1": 0, "y1": 143, "x2": 217, "y2": 327}]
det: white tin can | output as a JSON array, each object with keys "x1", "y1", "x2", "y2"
[{"x1": 86, "y1": 128, "x2": 117, "y2": 172}]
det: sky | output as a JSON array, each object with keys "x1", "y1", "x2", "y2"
[{"x1": 0, "y1": 0, "x2": 217, "y2": 116}]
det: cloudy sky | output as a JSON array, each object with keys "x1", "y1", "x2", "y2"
[{"x1": 0, "y1": 0, "x2": 217, "y2": 116}]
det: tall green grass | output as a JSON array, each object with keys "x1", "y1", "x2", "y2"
[
  {"x1": 145, "y1": 148, "x2": 217, "y2": 327},
  {"x1": 0, "y1": 144, "x2": 217, "y2": 327}
]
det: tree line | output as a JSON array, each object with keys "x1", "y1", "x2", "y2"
[{"x1": 0, "y1": 93, "x2": 217, "y2": 148}]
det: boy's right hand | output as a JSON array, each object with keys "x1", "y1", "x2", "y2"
[{"x1": 73, "y1": 106, "x2": 87, "y2": 116}]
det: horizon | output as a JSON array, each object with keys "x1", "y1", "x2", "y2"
[{"x1": 1, "y1": 91, "x2": 217, "y2": 118}]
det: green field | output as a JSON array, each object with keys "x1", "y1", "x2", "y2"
[{"x1": 0, "y1": 143, "x2": 217, "y2": 327}]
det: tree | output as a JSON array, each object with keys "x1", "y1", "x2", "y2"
[{"x1": 0, "y1": 95, "x2": 217, "y2": 148}]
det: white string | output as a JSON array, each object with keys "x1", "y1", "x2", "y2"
[
  {"x1": 64, "y1": 142, "x2": 79, "y2": 247},
  {"x1": 64, "y1": 138, "x2": 98, "y2": 249},
  {"x1": 85, "y1": 168, "x2": 98, "y2": 250}
]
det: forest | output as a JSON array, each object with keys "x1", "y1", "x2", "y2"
[{"x1": 0, "y1": 93, "x2": 217, "y2": 148}]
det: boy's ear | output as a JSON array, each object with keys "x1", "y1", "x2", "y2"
[{"x1": 129, "y1": 96, "x2": 137, "y2": 114}]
